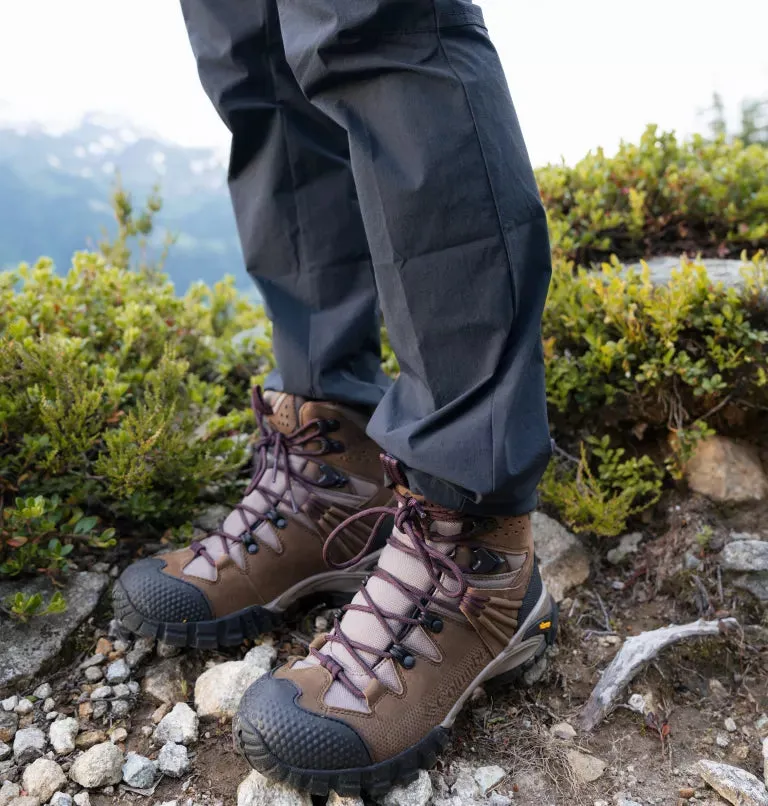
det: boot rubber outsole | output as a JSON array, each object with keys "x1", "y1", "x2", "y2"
[
  {"x1": 233, "y1": 589, "x2": 559, "y2": 795},
  {"x1": 112, "y1": 550, "x2": 382, "y2": 650}
]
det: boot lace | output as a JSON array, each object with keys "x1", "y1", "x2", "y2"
[
  {"x1": 313, "y1": 461, "x2": 487, "y2": 698},
  {"x1": 190, "y1": 387, "x2": 343, "y2": 566}
]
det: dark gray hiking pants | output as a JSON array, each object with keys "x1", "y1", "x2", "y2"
[{"x1": 180, "y1": 0, "x2": 553, "y2": 516}]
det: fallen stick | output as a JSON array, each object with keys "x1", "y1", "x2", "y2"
[{"x1": 580, "y1": 617, "x2": 740, "y2": 732}]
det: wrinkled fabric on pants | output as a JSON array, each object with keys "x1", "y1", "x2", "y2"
[{"x1": 180, "y1": 0, "x2": 553, "y2": 516}]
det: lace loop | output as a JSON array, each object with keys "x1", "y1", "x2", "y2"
[{"x1": 190, "y1": 387, "x2": 342, "y2": 567}]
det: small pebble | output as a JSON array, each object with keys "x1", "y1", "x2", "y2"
[
  {"x1": 79, "y1": 655, "x2": 106, "y2": 670},
  {"x1": 112, "y1": 640, "x2": 129, "y2": 653},
  {"x1": 105, "y1": 660, "x2": 130, "y2": 685},
  {"x1": 127, "y1": 681, "x2": 140, "y2": 695},
  {"x1": 716, "y1": 733, "x2": 730, "y2": 748},
  {"x1": 33, "y1": 683, "x2": 52, "y2": 700},
  {"x1": 90, "y1": 686, "x2": 112, "y2": 701},
  {"x1": 42, "y1": 698, "x2": 56, "y2": 713},
  {"x1": 111, "y1": 700, "x2": 131, "y2": 718},
  {"x1": 45, "y1": 711, "x2": 59, "y2": 722},
  {"x1": 51, "y1": 793, "x2": 73, "y2": 806},
  {"x1": 724, "y1": 717, "x2": 737, "y2": 732},
  {"x1": 92, "y1": 701, "x2": 108, "y2": 719},
  {"x1": 112, "y1": 684, "x2": 131, "y2": 699},
  {"x1": 0, "y1": 740, "x2": 10, "y2": 760},
  {"x1": 110, "y1": 727, "x2": 128, "y2": 743},
  {"x1": 95, "y1": 638, "x2": 112, "y2": 656},
  {"x1": 73, "y1": 792, "x2": 92, "y2": 806},
  {"x1": 1, "y1": 696, "x2": 19, "y2": 712},
  {"x1": 14, "y1": 699, "x2": 34, "y2": 715},
  {"x1": 156, "y1": 642, "x2": 180, "y2": 659},
  {"x1": 84, "y1": 667, "x2": 103, "y2": 683}
]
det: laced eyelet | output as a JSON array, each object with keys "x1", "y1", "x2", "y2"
[
  {"x1": 316, "y1": 463, "x2": 348, "y2": 488},
  {"x1": 265, "y1": 509, "x2": 287, "y2": 529},
  {"x1": 420, "y1": 612, "x2": 444, "y2": 633},
  {"x1": 241, "y1": 532, "x2": 260, "y2": 554},
  {"x1": 318, "y1": 418, "x2": 341, "y2": 434},
  {"x1": 389, "y1": 644, "x2": 416, "y2": 669}
]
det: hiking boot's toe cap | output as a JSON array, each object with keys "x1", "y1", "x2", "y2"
[
  {"x1": 115, "y1": 557, "x2": 214, "y2": 624},
  {"x1": 238, "y1": 674, "x2": 372, "y2": 771}
]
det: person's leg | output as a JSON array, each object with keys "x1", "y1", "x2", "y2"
[
  {"x1": 180, "y1": 0, "x2": 390, "y2": 408},
  {"x1": 113, "y1": 1, "x2": 396, "y2": 648},
  {"x1": 274, "y1": 0, "x2": 552, "y2": 513},
  {"x1": 235, "y1": 1, "x2": 556, "y2": 792}
]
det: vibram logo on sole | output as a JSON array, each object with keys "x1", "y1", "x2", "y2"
[{"x1": 539, "y1": 621, "x2": 552, "y2": 630}]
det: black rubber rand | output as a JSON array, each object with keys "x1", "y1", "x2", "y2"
[
  {"x1": 112, "y1": 578, "x2": 280, "y2": 649},
  {"x1": 234, "y1": 713, "x2": 450, "y2": 797}
]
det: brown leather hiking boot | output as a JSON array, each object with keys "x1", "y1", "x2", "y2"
[
  {"x1": 113, "y1": 389, "x2": 392, "y2": 648},
  {"x1": 234, "y1": 455, "x2": 557, "y2": 796}
]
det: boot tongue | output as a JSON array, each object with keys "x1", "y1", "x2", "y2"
[{"x1": 263, "y1": 391, "x2": 308, "y2": 435}]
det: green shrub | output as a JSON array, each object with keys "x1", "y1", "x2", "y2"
[
  {"x1": 538, "y1": 126, "x2": 768, "y2": 264},
  {"x1": 3, "y1": 133, "x2": 768, "y2": 584},
  {"x1": 0, "y1": 190, "x2": 274, "y2": 582}
]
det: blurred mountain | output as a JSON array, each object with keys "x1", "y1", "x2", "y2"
[{"x1": 0, "y1": 113, "x2": 250, "y2": 290}]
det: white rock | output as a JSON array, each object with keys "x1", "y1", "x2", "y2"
[
  {"x1": 532, "y1": 512, "x2": 590, "y2": 601},
  {"x1": 686, "y1": 436, "x2": 768, "y2": 503},
  {"x1": 157, "y1": 742, "x2": 190, "y2": 778},
  {"x1": 154, "y1": 702, "x2": 198, "y2": 745},
  {"x1": 5, "y1": 796, "x2": 38, "y2": 806},
  {"x1": 22, "y1": 757, "x2": 67, "y2": 802},
  {"x1": 380, "y1": 770, "x2": 433, "y2": 806},
  {"x1": 105, "y1": 659, "x2": 130, "y2": 684},
  {"x1": 725, "y1": 717, "x2": 738, "y2": 733},
  {"x1": 195, "y1": 642, "x2": 276, "y2": 719},
  {"x1": 79, "y1": 654, "x2": 105, "y2": 669},
  {"x1": 449, "y1": 763, "x2": 479, "y2": 800},
  {"x1": 474, "y1": 765, "x2": 506, "y2": 793},
  {"x1": 42, "y1": 698, "x2": 56, "y2": 713},
  {"x1": 33, "y1": 683, "x2": 52, "y2": 700},
  {"x1": 112, "y1": 683, "x2": 130, "y2": 699},
  {"x1": 566, "y1": 750, "x2": 607, "y2": 784},
  {"x1": 49, "y1": 717, "x2": 79, "y2": 756},
  {"x1": 14, "y1": 699, "x2": 33, "y2": 715},
  {"x1": 90, "y1": 686, "x2": 111, "y2": 701},
  {"x1": 13, "y1": 727, "x2": 46, "y2": 764},
  {"x1": 698, "y1": 759, "x2": 768, "y2": 806},
  {"x1": 73, "y1": 793, "x2": 91, "y2": 806},
  {"x1": 69, "y1": 742, "x2": 124, "y2": 788},
  {"x1": 142, "y1": 659, "x2": 186, "y2": 705},
  {"x1": 50, "y1": 793, "x2": 73, "y2": 806},
  {"x1": 327, "y1": 791, "x2": 363, "y2": 806},
  {"x1": 1, "y1": 697, "x2": 18, "y2": 712},
  {"x1": 716, "y1": 733, "x2": 730, "y2": 748},
  {"x1": 763, "y1": 738, "x2": 768, "y2": 788},
  {"x1": 0, "y1": 782, "x2": 20, "y2": 806},
  {"x1": 83, "y1": 667, "x2": 102, "y2": 683},
  {"x1": 488, "y1": 794, "x2": 512, "y2": 806},
  {"x1": 237, "y1": 769, "x2": 312, "y2": 806},
  {"x1": 606, "y1": 533, "x2": 644, "y2": 565},
  {"x1": 122, "y1": 752, "x2": 158, "y2": 788},
  {"x1": 628, "y1": 694, "x2": 647, "y2": 714},
  {"x1": 551, "y1": 722, "x2": 577, "y2": 740},
  {"x1": 721, "y1": 541, "x2": 768, "y2": 573}
]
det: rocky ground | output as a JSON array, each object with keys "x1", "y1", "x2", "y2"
[{"x1": 1, "y1": 434, "x2": 768, "y2": 806}]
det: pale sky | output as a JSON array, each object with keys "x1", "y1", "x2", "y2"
[{"x1": 0, "y1": 0, "x2": 766, "y2": 166}]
